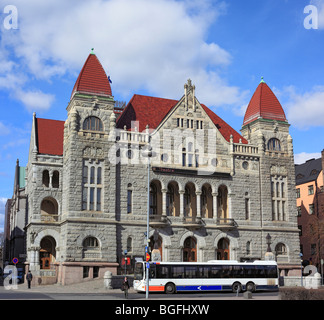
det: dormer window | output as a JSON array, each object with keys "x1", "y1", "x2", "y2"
[{"x1": 83, "y1": 116, "x2": 103, "y2": 132}]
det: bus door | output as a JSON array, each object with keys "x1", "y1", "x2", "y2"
[{"x1": 149, "y1": 264, "x2": 156, "y2": 280}]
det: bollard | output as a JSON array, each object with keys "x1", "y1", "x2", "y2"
[
  {"x1": 243, "y1": 291, "x2": 252, "y2": 299},
  {"x1": 104, "y1": 271, "x2": 113, "y2": 289}
]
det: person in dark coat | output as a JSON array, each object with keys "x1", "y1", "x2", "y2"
[
  {"x1": 26, "y1": 270, "x2": 33, "y2": 289},
  {"x1": 122, "y1": 277, "x2": 130, "y2": 299}
]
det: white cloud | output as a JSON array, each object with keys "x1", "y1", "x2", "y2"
[
  {"x1": 286, "y1": 86, "x2": 324, "y2": 129},
  {"x1": 294, "y1": 152, "x2": 321, "y2": 164},
  {"x1": 0, "y1": 122, "x2": 11, "y2": 136},
  {"x1": 15, "y1": 89, "x2": 55, "y2": 112},
  {"x1": 0, "y1": 0, "x2": 245, "y2": 109}
]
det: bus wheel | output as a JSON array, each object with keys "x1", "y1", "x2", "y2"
[
  {"x1": 232, "y1": 282, "x2": 242, "y2": 293},
  {"x1": 165, "y1": 282, "x2": 176, "y2": 294},
  {"x1": 246, "y1": 282, "x2": 255, "y2": 292}
]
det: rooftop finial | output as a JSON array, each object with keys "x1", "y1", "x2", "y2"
[
  {"x1": 91, "y1": 48, "x2": 95, "y2": 55},
  {"x1": 260, "y1": 76, "x2": 265, "y2": 83}
]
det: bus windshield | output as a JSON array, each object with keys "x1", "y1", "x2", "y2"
[{"x1": 134, "y1": 262, "x2": 144, "y2": 280}]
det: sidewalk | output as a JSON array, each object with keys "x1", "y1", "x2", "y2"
[{"x1": 15, "y1": 278, "x2": 132, "y2": 294}]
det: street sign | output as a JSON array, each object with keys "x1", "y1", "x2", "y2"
[
  {"x1": 146, "y1": 262, "x2": 150, "y2": 269},
  {"x1": 12, "y1": 257, "x2": 18, "y2": 264}
]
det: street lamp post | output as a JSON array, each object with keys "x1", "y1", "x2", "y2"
[
  {"x1": 124, "y1": 250, "x2": 127, "y2": 275},
  {"x1": 142, "y1": 135, "x2": 155, "y2": 300}
]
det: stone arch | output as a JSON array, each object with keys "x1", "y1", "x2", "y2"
[
  {"x1": 213, "y1": 232, "x2": 239, "y2": 260},
  {"x1": 40, "y1": 197, "x2": 59, "y2": 215},
  {"x1": 148, "y1": 230, "x2": 172, "y2": 261},
  {"x1": 76, "y1": 230, "x2": 104, "y2": 248},
  {"x1": 180, "y1": 231, "x2": 206, "y2": 262},
  {"x1": 33, "y1": 229, "x2": 61, "y2": 248}
]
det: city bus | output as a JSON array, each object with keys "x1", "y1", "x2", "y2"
[{"x1": 133, "y1": 260, "x2": 278, "y2": 294}]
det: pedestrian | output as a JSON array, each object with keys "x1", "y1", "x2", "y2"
[
  {"x1": 26, "y1": 270, "x2": 33, "y2": 289},
  {"x1": 122, "y1": 276, "x2": 130, "y2": 299}
]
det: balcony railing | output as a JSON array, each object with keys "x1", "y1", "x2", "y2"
[
  {"x1": 40, "y1": 215, "x2": 59, "y2": 223},
  {"x1": 216, "y1": 217, "x2": 236, "y2": 228},
  {"x1": 183, "y1": 216, "x2": 205, "y2": 229},
  {"x1": 149, "y1": 215, "x2": 170, "y2": 227}
]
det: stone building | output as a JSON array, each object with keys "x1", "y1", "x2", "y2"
[
  {"x1": 4, "y1": 160, "x2": 27, "y2": 268},
  {"x1": 17, "y1": 52, "x2": 301, "y2": 285}
]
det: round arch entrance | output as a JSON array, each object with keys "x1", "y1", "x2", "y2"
[
  {"x1": 216, "y1": 238, "x2": 230, "y2": 260},
  {"x1": 183, "y1": 237, "x2": 197, "y2": 262},
  {"x1": 40, "y1": 236, "x2": 56, "y2": 269}
]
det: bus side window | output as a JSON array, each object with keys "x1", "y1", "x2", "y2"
[
  {"x1": 210, "y1": 266, "x2": 221, "y2": 278},
  {"x1": 198, "y1": 266, "x2": 209, "y2": 278},
  {"x1": 156, "y1": 265, "x2": 169, "y2": 278},
  {"x1": 171, "y1": 266, "x2": 184, "y2": 278}
]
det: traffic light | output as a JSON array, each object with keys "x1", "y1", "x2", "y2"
[{"x1": 146, "y1": 252, "x2": 150, "y2": 262}]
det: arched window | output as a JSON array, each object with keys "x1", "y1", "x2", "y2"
[
  {"x1": 217, "y1": 186, "x2": 228, "y2": 220},
  {"x1": 42, "y1": 170, "x2": 49, "y2": 187},
  {"x1": 82, "y1": 236, "x2": 100, "y2": 260},
  {"x1": 52, "y1": 171, "x2": 59, "y2": 188},
  {"x1": 275, "y1": 243, "x2": 287, "y2": 256},
  {"x1": 246, "y1": 241, "x2": 251, "y2": 255},
  {"x1": 267, "y1": 138, "x2": 281, "y2": 151},
  {"x1": 166, "y1": 185, "x2": 175, "y2": 216},
  {"x1": 127, "y1": 237, "x2": 133, "y2": 252},
  {"x1": 41, "y1": 197, "x2": 58, "y2": 215},
  {"x1": 150, "y1": 184, "x2": 157, "y2": 215},
  {"x1": 127, "y1": 184, "x2": 132, "y2": 214},
  {"x1": 83, "y1": 237, "x2": 99, "y2": 249},
  {"x1": 83, "y1": 116, "x2": 103, "y2": 131}
]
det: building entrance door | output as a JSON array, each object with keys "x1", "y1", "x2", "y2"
[
  {"x1": 217, "y1": 238, "x2": 230, "y2": 260},
  {"x1": 39, "y1": 236, "x2": 56, "y2": 269},
  {"x1": 183, "y1": 237, "x2": 197, "y2": 262}
]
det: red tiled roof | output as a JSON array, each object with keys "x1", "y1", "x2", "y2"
[
  {"x1": 71, "y1": 53, "x2": 112, "y2": 99},
  {"x1": 36, "y1": 118, "x2": 64, "y2": 155},
  {"x1": 117, "y1": 94, "x2": 247, "y2": 143},
  {"x1": 201, "y1": 105, "x2": 248, "y2": 144},
  {"x1": 117, "y1": 94, "x2": 178, "y2": 132},
  {"x1": 243, "y1": 81, "x2": 287, "y2": 126}
]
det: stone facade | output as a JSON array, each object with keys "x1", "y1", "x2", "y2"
[{"x1": 18, "y1": 54, "x2": 302, "y2": 285}]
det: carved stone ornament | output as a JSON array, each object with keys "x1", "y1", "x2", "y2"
[
  {"x1": 270, "y1": 165, "x2": 287, "y2": 176},
  {"x1": 83, "y1": 147, "x2": 104, "y2": 158}
]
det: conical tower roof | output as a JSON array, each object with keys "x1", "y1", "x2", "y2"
[
  {"x1": 71, "y1": 51, "x2": 112, "y2": 99},
  {"x1": 243, "y1": 78, "x2": 286, "y2": 126}
]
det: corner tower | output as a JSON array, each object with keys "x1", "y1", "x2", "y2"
[
  {"x1": 61, "y1": 51, "x2": 118, "y2": 276},
  {"x1": 241, "y1": 78, "x2": 300, "y2": 272}
]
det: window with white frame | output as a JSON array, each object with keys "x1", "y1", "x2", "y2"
[
  {"x1": 271, "y1": 175, "x2": 287, "y2": 221},
  {"x1": 82, "y1": 159, "x2": 103, "y2": 211}
]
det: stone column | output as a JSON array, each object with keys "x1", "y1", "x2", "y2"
[
  {"x1": 212, "y1": 192, "x2": 218, "y2": 223},
  {"x1": 162, "y1": 189, "x2": 167, "y2": 216},
  {"x1": 179, "y1": 190, "x2": 185, "y2": 218},
  {"x1": 196, "y1": 191, "x2": 202, "y2": 218}
]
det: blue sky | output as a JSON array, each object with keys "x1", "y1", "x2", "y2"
[{"x1": 0, "y1": 0, "x2": 324, "y2": 231}]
